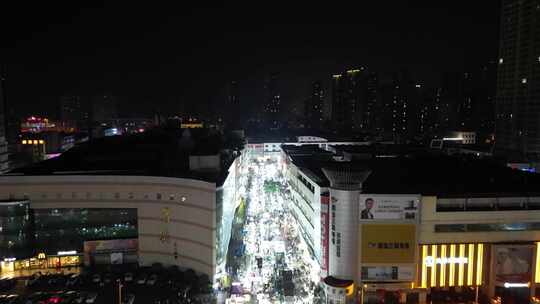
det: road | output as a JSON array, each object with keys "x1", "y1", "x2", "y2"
[{"x1": 226, "y1": 154, "x2": 321, "y2": 303}]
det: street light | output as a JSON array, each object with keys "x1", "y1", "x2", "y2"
[{"x1": 117, "y1": 279, "x2": 123, "y2": 304}]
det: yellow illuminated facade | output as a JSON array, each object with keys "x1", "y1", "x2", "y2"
[
  {"x1": 417, "y1": 243, "x2": 484, "y2": 288},
  {"x1": 536, "y1": 242, "x2": 540, "y2": 283}
]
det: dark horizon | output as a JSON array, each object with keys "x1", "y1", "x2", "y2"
[{"x1": 3, "y1": 1, "x2": 500, "y2": 118}]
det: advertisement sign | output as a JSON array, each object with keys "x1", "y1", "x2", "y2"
[
  {"x1": 494, "y1": 245, "x2": 533, "y2": 283},
  {"x1": 320, "y1": 193, "x2": 330, "y2": 276},
  {"x1": 361, "y1": 224, "x2": 416, "y2": 264},
  {"x1": 359, "y1": 195, "x2": 419, "y2": 221},
  {"x1": 110, "y1": 252, "x2": 123, "y2": 265},
  {"x1": 84, "y1": 238, "x2": 138, "y2": 266},
  {"x1": 361, "y1": 266, "x2": 414, "y2": 281}
]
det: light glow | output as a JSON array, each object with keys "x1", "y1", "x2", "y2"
[
  {"x1": 440, "y1": 245, "x2": 447, "y2": 287},
  {"x1": 504, "y1": 282, "x2": 529, "y2": 288},
  {"x1": 476, "y1": 244, "x2": 483, "y2": 286},
  {"x1": 57, "y1": 250, "x2": 77, "y2": 256},
  {"x1": 425, "y1": 256, "x2": 468, "y2": 267},
  {"x1": 443, "y1": 137, "x2": 464, "y2": 141},
  {"x1": 449, "y1": 244, "x2": 456, "y2": 286},
  {"x1": 458, "y1": 244, "x2": 465, "y2": 286},
  {"x1": 430, "y1": 245, "x2": 437, "y2": 287},
  {"x1": 467, "y1": 244, "x2": 475, "y2": 286},
  {"x1": 421, "y1": 245, "x2": 428, "y2": 288},
  {"x1": 536, "y1": 242, "x2": 540, "y2": 283}
]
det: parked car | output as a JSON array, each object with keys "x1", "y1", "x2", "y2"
[
  {"x1": 124, "y1": 273, "x2": 133, "y2": 283},
  {"x1": 136, "y1": 274, "x2": 147, "y2": 285},
  {"x1": 5, "y1": 295, "x2": 19, "y2": 304},
  {"x1": 146, "y1": 274, "x2": 157, "y2": 286},
  {"x1": 91, "y1": 274, "x2": 100, "y2": 284},
  {"x1": 66, "y1": 274, "x2": 80, "y2": 287},
  {"x1": 103, "y1": 273, "x2": 112, "y2": 284},
  {"x1": 62, "y1": 291, "x2": 78, "y2": 303},
  {"x1": 26, "y1": 274, "x2": 40, "y2": 288},
  {"x1": 122, "y1": 294, "x2": 135, "y2": 304},
  {"x1": 74, "y1": 292, "x2": 87, "y2": 304},
  {"x1": 84, "y1": 293, "x2": 97, "y2": 304}
]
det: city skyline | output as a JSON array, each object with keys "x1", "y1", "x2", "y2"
[{"x1": 3, "y1": 2, "x2": 500, "y2": 117}]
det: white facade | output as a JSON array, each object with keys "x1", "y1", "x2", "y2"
[
  {"x1": 328, "y1": 189, "x2": 359, "y2": 280},
  {"x1": 284, "y1": 160, "x2": 327, "y2": 265},
  {"x1": 0, "y1": 175, "x2": 219, "y2": 279},
  {"x1": 419, "y1": 195, "x2": 540, "y2": 244}
]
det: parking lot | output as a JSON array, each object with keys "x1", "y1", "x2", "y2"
[{"x1": 0, "y1": 264, "x2": 212, "y2": 304}]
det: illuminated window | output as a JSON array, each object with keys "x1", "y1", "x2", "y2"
[
  {"x1": 499, "y1": 58, "x2": 504, "y2": 64},
  {"x1": 22, "y1": 140, "x2": 27, "y2": 145}
]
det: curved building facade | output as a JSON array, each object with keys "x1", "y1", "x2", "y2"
[{"x1": 0, "y1": 175, "x2": 218, "y2": 278}]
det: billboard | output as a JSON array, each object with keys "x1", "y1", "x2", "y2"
[
  {"x1": 83, "y1": 238, "x2": 138, "y2": 266},
  {"x1": 494, "y1": 245, "x2": 533, "y2": 284},
  {"x1": 361, "y1": 266, "x2": 414, "y2": 281},
  {"x1": 320, "y1": 193, "x2": 330, "y2": 277},
  {"x1": 359, "y1": 194, "x2": 419, "y2": 221},
  {"x1": 361, "y1": 224, "x2": 416, "y2": 264}
]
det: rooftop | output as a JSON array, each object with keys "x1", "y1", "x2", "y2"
[
  {"x1": 284, "y1": 146, "x2": 540, "y2": 197},
  {"x1": 8, "y1": 128, "x2": 239, "y2": 185}
]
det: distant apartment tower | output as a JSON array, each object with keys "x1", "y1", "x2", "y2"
[
  {"x1": 331, "y1": 68, "x2": 378, "y2": 134},
  {"x1": 331, "y1": 69, "x2": 362, "y2": 132},
  {"x1": 0, "y1": 68, "x2": 8, "y2": 173},
  {"x1": 264, "y1": 74, "x2": 281, "y2": 130},
  {"x1": 305, "y1": 81, "x2": 324, "y2": 130},
  {"x1": 91, "y1": 95, "x2": 117, "y2": 123},
  {"x1": 378, "y1": 70, "x2": 422, "y2": 141},
  {"x1": 58, "y1": 96, "x2": 89, "y2": 131},
  {"x1": 227, "y1": 80, "x2": 241, "y2": 129},
  {"x1": 496, "y1": 0, "x2": 540, "y2": 155}
]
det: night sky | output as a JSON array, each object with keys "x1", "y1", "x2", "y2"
[{"x1": 3, "y1": 1, "x2": 500, "y2": 118}]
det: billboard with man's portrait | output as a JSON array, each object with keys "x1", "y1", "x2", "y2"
[{"x1": 359, "y1": 194, "x2": 420, "y2": 221}]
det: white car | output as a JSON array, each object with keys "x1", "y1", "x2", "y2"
[{"x1": 85, "y1": 293, "x2": 98, "y2": 304}]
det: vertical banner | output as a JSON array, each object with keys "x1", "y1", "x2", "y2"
[{"x1": 320, "y1": 193, "x2": 330, "y2": 277}]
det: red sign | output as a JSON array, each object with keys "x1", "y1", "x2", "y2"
[{"x1": 320, "y1": 193, "x2": 330, "y2": 277}]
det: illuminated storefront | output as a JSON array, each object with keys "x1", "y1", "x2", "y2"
[
  {"x1": 8, "y1": 251, "x2": 82, "y2": 271},
  {"x1": 418, "y1": 243, "x2": 485, "y2": 289}
]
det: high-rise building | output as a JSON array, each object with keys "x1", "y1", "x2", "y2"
[
  {"x1": 331, "y1": 69, "x2": 366, "y2": 132},
  {"x1": 264, "y1": 74, "x2": 281, "y2": 130},
  {"x1": 0, "y1": 67, "x2": 8, "y2": 173},
  {"x1": 364, "y1": 72, "x2": 379, "y2": 132},
  {"x1": 226, "y1": 80, "x2": 241, "y2": 129},
  {"x1": 305, "y1": 81, "x2": 324, "y2": 130},
  {"x1": 378, "y1": 70, "x2": 422, "y2": 141},
  {"x1": 91, "y1": 95, "x2": 117, "y2": 123},
  {"x1": 58, "y1": 95, "x2": 89, "y2": 131},
  {"x1": 495, "y1": 0, "x2": 540, "y2": 156}
]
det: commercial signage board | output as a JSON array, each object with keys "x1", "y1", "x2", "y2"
[
  {"x1": 493, "y1": 245, "x2": 533, "y2": 284},
  {"x1": 320, "y1": 193, "x2": 330, "y2": 276},
  {"x1": 359, "y1": 194, "x2": 420, "y2": 221},
  {"x1": 361, "y1": 224, "x2": 416, "y2": 264},
  {"x1": 361, "y1": 266, "x2": 414, "y2": 281}
]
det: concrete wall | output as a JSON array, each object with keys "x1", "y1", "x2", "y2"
[
  {"x1": 0, "y1": 175, "x2": 217, "y2": 279},
  {"x1": 419, "y1": 195, "x2": 540, "y2": 244}
]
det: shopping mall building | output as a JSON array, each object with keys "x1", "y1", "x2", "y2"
[
  {"x1": 0, "y1": 130, "x2": 245, "y2": 281},
  {"x1": 281, "y1": 143, "x2": 540, "y2": 304}
]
